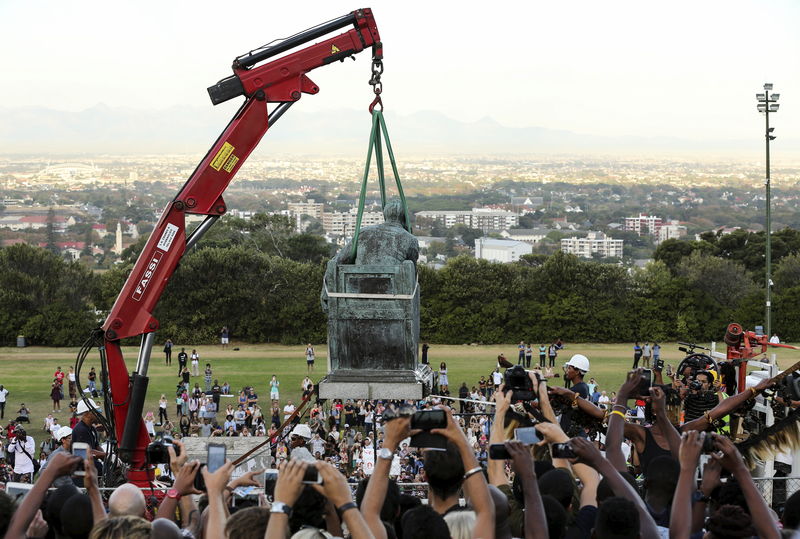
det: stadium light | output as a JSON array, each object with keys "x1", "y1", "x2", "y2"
[{"x1": 756, "y1": 83, "x2": 779, "y2": 338}]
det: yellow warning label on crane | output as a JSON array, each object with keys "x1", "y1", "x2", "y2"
[
  {"x1": 222, "y1": 154, "x2": 239, "y2": 173},
  {"x1": 210, "y1": 142, "x2": 235, "y2": 171},
  {"x1": 331, "y1": 45, "x2": 340, "y2": 54}
]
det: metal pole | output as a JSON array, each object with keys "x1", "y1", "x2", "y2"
[{"x1": 765, "y1": 89, "x2": 772, "y2": 339}]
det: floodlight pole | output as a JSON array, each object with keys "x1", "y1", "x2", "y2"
[{"x1": 757, "y1": 84, "x2": 778, "y2": 339}]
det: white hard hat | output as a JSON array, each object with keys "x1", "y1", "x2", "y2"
[
  {"x1": 290, "y1": 423, "x2": 312, "y2": 440},
  {"x1": 55, "y1": 426, "x2": 73, "y2": 441},
  {"x1": 76, "y1": 398, "x2": 100, "y2": 415},
  {"x1": 565, "y1": 354, "x2": 590, "y2": 373}
]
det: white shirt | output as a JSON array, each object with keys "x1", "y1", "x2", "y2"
[
  {"x1": 283, "y1": 404, "x2": 296, "y2": 420},
  {"x1": 10, "y1": 435, "x2": 35, "y2": 474},
  {"x1": 492, "y1": 371, "x2": 503, "y2": 385},
  {"x1": 0, "y1": 388, "x2": 8, "y2": 403},
  {"x1": 68, "y1": 373, "x2": 76, "y2": 382},
  {"x1": 770, "y1": 335, "x2": 780, "y2": 344}
]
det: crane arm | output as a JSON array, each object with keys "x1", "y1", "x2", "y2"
[{"x1": 92, "y1": 8, "x2": 381, "y2": 482}]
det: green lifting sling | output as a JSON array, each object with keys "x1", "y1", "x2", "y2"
[{"x1": 350, "y1": 109, "x2": 412, "y2": 260}]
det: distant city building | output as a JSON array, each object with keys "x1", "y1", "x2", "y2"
[
  {"x1": 288, "y1": 199, "x2": 324, "y2": 220},
  {"x1": 322, "y1": 209, "x2": 383, "y2": 237},
  {"x1": 113, "y1": 222, "x2": 123, "y2": 255},
  {"x1": 415, "y1": 209, "x2": 518, "y2": 232},
  {"x1": 511, "y1": 196, "x2": 544, "y2": 213},
  {"x1": 561, "y1": 231, "x2": 624, "y2": 259},
  {"x1": 475, "y1": 237, "x2": 533, "y2": 263},
  {"x1": 656, "y1": 220, "x2": 687, "y2": 244},
  {"x1": 0, "y1": 214, "x2": 74, "y2": 232},
  {"x1": 624, "y1": 214, "x2": 662, "y2": 237},
  {"x1": 499, "y1": 228, "x2": 550, "y2": 244}
]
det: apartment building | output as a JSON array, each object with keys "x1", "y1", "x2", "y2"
[
  {"x1": 561, "y1": 231, "x2": 624, "y2": 259},
  {"x1": 657, "y1": 220, "x2": 688, "y2": 243},
  {"x1": 415, "y1": 209, "x2": 518, "y2": 232},
  {"x1": 624, "y1": 214, "x2": 662, "y2": 236},
  {"x1": 475, "y1": 237, "x2": 533, "y2": 263},
  {"x1": 322, "y1": 209, "x2": 383, "y2": 236}
]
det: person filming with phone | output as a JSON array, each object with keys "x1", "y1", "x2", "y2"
[
  {"x1": 72, "y1": 398, "x2": 106, "y2": 476},
  {"x1": 8, "y1": 425, "x2": 36, "y2": 482}
]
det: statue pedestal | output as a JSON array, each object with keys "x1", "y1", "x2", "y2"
[
  {"x1": 321, "y1": 261, "x2": 431, "y2": 399},
  {"x1": 319, "y1": 365, "x2": 433, "y2": 400}
]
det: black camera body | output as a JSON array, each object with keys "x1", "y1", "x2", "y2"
[
  {"x1": 689, "y1": 379, "x2": 703, "y2": 391},
  {"x1": 146, "y1": 436, "x2": 179, "y2": 464},
  {"x1": 504, "y1": 365, "x2": 535, "y2": 402}
]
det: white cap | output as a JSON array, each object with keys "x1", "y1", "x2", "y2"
[
  {"x1": 290, "y1": 423, "x2": 312, "y2": 440},
  {"x1": 76, "y1": 398, "x2": 100, "y2": 415},
  {"x1": 55, "y1": 426, "x2": 73, "y2": 441},
  {"x1": 566, "y1": 354, "x2": 590, "y2": 373}
]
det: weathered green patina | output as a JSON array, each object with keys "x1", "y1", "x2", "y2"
[{"x1": 320, "y1": 200, "x2": 431, "y2": 399}]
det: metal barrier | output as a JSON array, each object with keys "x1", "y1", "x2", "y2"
[{"x1": 752, "y1": 476, "x2": 800, "y2": 509}]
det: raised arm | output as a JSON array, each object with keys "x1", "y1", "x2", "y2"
[
  {"x1": 570, "y1": 437, "x2": 660, "y2": 539},
  {"x1": 713, "y1": 435, "x2": 780, "y2": 539},
  {"x1": 506, "y1": 441, "x2": 547, "y2": 539},
  {"x1": 683, "y1": 377, "x2": 775, "y2": 432},
  {"x1": 649, "y1": 386, "x2": 680, "y2": 456},
  {"x1": 5, "y1": 453, "x2": 81, "y2": 539},
  {"x1": 432, "y1": 407, "x2": 495, "y2": 539},
  {"x1": 488, "y1": 388, "x2": 511, "y2": 487},
  {"x1": 606, "y1": 369, "x2": 644, "y2": 471},
  {"x1": 669, "y1": 431, "x2": 703, "y2": 539},
  {"x1": 361, "y1": 413, "x2": 413, "y2": 539}
]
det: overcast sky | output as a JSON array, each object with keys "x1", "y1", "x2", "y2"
[{"x1": 1, "y1": 0, "x2": 798, "y2": 144}]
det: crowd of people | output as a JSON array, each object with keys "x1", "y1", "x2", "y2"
[{"x1": 0, "y1": 346, "x2": 799, "y2": 539}]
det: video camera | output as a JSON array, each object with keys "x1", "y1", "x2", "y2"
[
  {"x1": 146, "y1": 436, "x2": 180, "y2": 464},
  {"x1": 504, "y1": 365, "x2": 536, "y2": 402}
]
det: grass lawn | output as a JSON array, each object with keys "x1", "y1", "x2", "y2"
[{"x1": 1, "y1": 341, "x2": 799, "y2": 436}]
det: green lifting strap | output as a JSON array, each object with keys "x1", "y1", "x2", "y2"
[{"x1": 350, "y1": 110, "x2": 412, "y2": 260}]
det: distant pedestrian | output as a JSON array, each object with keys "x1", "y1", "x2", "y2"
[
  {"x1": 50, "y1": 380, "x2": 62, "y2": 413},
  {"x1": 270, "y1": 375, "x2": 280, "y2": 401},
  {"x1": 177, "y1": 348, "x2": 188, "y2": 376},
  {"x1": 86, "y1": 367, "x2": 97, "y2": 396},
  {"x1": 220, "y1": 326, "x2": 230, "y2": 350},
  {"x1": 67, "y1": 367, "x2": 77, "y2": 400},
  {"x1": 158, "y1": 394, "x2": 168, "y2": 425},
  {"x1": 438, "y1": 362, "x2": 449, "y2": 394},
  {"x1": 538, "y1": 344, "x2": 547, "y2": 368},
  {"x1": 421, "y1": 343, "x2": 430, "y2": 364},
  {"x1": 204, "y1": 363, "x2": 213, "y2": 392},
  {"x1": 191, "y1": 349, "x2": 200, "y2": 376},
  {"x1": 517, "y1": 341, "x2": 526, "y2": 365},
  {"x1": 0, "y1": 384, "x2": 8, "y2": 419},
  {"x1": 525, "y1": 344, "x2": 533, "y2": 368},
  {"x1": 306, "y1": 344, "x2": 315, "y2": 374},
  {"x1": 164, "y1": 339, "x2": 173, "y2": 366},
  {"x1": 642, "y1": 342, "x2": 652, "y2": 369},
  {"x1": 653, "y1": 342, "x2": 661, "y2": 366},
  {"x1": 770, "y1": 333, "x2": 781, "y2": 344},
  {"x1": 548, "y1": 343, "x2": 558, "y2": 368},
  {"x1": 632, "y1": 342, "x2": 642, "y2": 369}
]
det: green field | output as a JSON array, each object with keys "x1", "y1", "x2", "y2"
[{"x1": 1, "y1": 342, "x2": 799, "y2": 434}]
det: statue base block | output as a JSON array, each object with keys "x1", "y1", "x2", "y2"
[{"x1": 319, "y1": 365, "x2": 433, "y2": 400}]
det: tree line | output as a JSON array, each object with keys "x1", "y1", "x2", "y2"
[{"x1": 3, "y1": 226, "x2": 800, "y2": 347}]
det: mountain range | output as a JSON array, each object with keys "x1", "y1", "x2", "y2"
[{"x1": 0, "y1": 104, "x2": 796, "y2": 157}]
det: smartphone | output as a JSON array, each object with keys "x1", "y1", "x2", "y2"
[
  {"x1": 654, "y1": 359, "x2": 664, "y2": 372},
  {"x1": 5, "y1": 482, "x2": 34, "y2": 501},
  {"x1": 514, "y1": 427, "x2": 540, "y2": 445},
  {"x1": 302, "y1": 465, "x2": 322, "y2": 485},
  {"x1": 72, "y1": 442, "x2": 90, "y2": 476},
  {"x1": 411, "y1": 409, "x2": 447, "y2": 430},
  {"x1": 489, "y1": 443, "x2": 511, "y2": 460},
  {"x1": 551, "y1": 442, "x2": 576, "y2": 459},
  {"x1": 263, "y1": 469, "x2": 279, "y2": 497},
  {"x1": 207, "y1": 443, "x2": 227, "y2": 473},
  {"x1": 666, "y1": 364, "x2": 673, "y2": 377},
  {"x1": 638, "y1": 369, "x2": 653, "y2": 397}
]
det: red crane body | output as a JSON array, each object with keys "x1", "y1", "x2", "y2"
[{"x1": 94, "y1": 9, "x2": 381, "y2": 485}]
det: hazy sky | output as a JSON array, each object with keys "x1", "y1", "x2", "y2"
[{"x1": 1, "y1": 0, "x2": 798, "y2": 143}]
